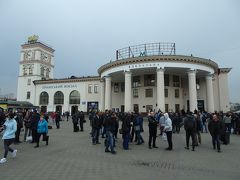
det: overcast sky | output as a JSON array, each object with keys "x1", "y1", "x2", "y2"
[{"x1": 0, "y1": 0, "x2": 239, "y2": 102}]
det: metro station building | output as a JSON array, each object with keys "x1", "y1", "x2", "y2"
[{"x1": 17, "y1": 38, "x2": 231, "y2": 114}]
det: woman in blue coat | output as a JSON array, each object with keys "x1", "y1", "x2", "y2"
[
  {"x1": 35, "y1": 115, "x2": 48, "y2": 148},
  {"x1": 0, "y1": 112, "x2": 17, "y2": 164}
]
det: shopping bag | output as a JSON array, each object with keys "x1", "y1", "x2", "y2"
[
  {"x1": 26, "y1": 136, "x2": 33, "y2": 142},
  {"x1": 162, "y1": 132, "x2": 167, "y2": 141}
]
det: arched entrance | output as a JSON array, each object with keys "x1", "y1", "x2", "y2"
[
  {"x1": 56, "y1": 105, "x2": 62, "y2": 114},
  {"x1": 41, "y1": 106, "x2": 47, "y2": 113}
]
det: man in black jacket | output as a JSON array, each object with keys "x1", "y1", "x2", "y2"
[
  {"x1": 184, "y1": 111, "x2": 197, "y2": 151},
  {"x1": 148, "y1": 112, "x2": 158, "y2": 149},
  {"x1": 208, "y1": 114, "x2": 224, "y2": 152},
  {"x1": 92, "y1": 112, "x2": 101, "y2": 145}
]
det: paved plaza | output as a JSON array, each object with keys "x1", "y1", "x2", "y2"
[{"x1": 0, "y1": 117, "x2": 239, "y2": 180}]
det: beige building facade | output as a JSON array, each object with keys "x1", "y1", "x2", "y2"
[{"x1": 17, "y1": 40, "x2": 231, "y2": 114}]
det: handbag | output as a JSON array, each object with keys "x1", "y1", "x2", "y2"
[
  {"x1": 26, "y1": 136, "x2": 33, "y2": 142},
  {"x1": 43, "y1": 135, "x2": 49, "y2": 141},
  {"x1": 162, "y1": 132, "x2": 167, "y2": 141},
  {"x1": 119, "y1": 128, "x2": 123, "y2": 134},
  {"x1": 83, "y1": 119, "x2": 86, "y2": 123}
]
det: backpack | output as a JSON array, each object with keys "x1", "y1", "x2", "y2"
[{"x1": 184, "y1": 116, "x2": 195, "y2": 130}]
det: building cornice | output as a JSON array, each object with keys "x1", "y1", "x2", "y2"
[
  {"x1": 21, "y1": 42, "x2": 55, "y2": 53},
  {"x1": 218, "y1": 68, "x2": 232, "y2": 73},
  {"x1": 20, "y1": 60, "x2": 54, "y2": 68},
  {"x1": 98, "y1": 55, "x2": 219, "y2": 75},
  {"x1": 33, "y1": 76, "x2": 101, "y2": 85}
]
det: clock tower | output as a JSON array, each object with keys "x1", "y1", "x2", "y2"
[{"x1": 17, "y1": 35, "x2": 55, "y2": 104}]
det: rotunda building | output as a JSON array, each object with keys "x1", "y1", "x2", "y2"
[{"x1": 98, "y1": 43, "x2": 231, "y2": 113}]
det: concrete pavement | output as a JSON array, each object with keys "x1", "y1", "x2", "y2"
[{"x1": 0, "y1": 117, "x2": 239, "y2": 180}]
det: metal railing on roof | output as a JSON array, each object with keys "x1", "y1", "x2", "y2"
[{"x1": 116, "y1": 42, "x2": 176, "y2": 60}]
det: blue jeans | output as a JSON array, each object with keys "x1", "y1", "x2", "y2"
[
  {"x1": 202, "y1": 122, "x2": 208, "y2": 133},
  {"x1": 123, "y1": 133, "x2": 130, "y2": 150},
  {"x1": 92, "y1": 128, "x2": 100, "y2": 143},
  {"x1": 136, "y1": 130, "x2": 144, "y2": 144},
  {"x1": 106, "y1": 131, "x2": 115, "y2": 152},
  {"x1": 212, "y1": 134, "x2": 220, "y2": 150}
]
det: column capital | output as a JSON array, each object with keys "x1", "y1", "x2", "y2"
[
  {"x1": 124, "y1": 70, "x2": 132, "y2": 75},
  {"x1": 205, "y1": 74, "x2": 214, "y2": 79},
  {"x1": 156, "y1": 67, "x2": 165, "y2": 72},
  {"x1": 104, "y1": 75, "x2": 111, "y2": 80},
  {"x1": 187, "y1": 69, "x2": 197, "y2": 75}
]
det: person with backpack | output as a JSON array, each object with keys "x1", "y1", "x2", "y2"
[{"x1": 183, "y1": 111, "x2": 197, "y2": 151}]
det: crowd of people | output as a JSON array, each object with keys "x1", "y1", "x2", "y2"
[
  {"x1": 0, "y1": 107, "x2": 240, "y2": 163},
  {"x1": 0, "y1": 109, "x2": 64, "y2": 164},
  {"x1": 85, "y1": 109, "x2": 240, "y2": 154}
]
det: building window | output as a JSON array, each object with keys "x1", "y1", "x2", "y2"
[
  {"x1": 114, "y1": 83, "x2": 119, "y2": 92},
  {"x1": 29, "y1": 67, "x2": 33, "y2": 75},
  {"x1": 164, "y1": 88, "x2": 168, "y2": 97},
  {"x1": 88, "y1": 85, "x2": 92, "y2": 93},
  {"x1": 23, "y1": 68, "x2": 27, "y2": 75},
  {"x1": 54, "y1": 91, "x2": 64, "y2": 104},
  {"x1": 146, "y1": 105, "x2": 153, "y2": 112},
  {"x1": 133, "y1": 88, "x2": 139, "y2": 98},
  {"x1": 175, "y1": 89, "x2": 180, "y2": 98},
  {"x1": 175, "y1": 104, "x2": 180, "y2": 112},
  {"x1": 40, "y1": 67, "x2": 44, "y2": 76},
  {"x1": 173, "y1": 75, "x2": 180, "y2": 87},
  {"x1": 121, "y1": 82, "x2": 125, "y2": 92},
  {"x1": 69, "y1": 90, "x2": 80, "y2": 104},
  {"x1": 39, "y1": 91, "x2": 49, "y2": 105},
  {"x1": 27, "y1": 79, "x2": 31, "y2": 85},
  {"x1": 133, "y1": 76, "x2": 141, "y2": 87},
  {"x1": 94, "y1": 85, "x2": 98, "y2": 93},
  {"x1": 145, "y1": 88, "x2": 153, "y2": 98},
  {"x1": 46, "y1": 69, "x2": 50, "y2": 78},
  {"x1": 164, "y1": 74, "x2": 169, "y2": 86},
  {"x1": 165, "y1": 104, "x2": 169, "y2": 112},
  {"x1": 144, "y1": 74, "x2": 155, "y2": 86},
  {"x1": 27, "y1": 91, "x2": 30, "y2": 99}
]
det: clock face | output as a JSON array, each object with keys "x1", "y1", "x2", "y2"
[
  {"x1": 41, "y1": 52, "x2": 49, "y2": 62},
  {"x1": 26, "y1": 50, "x2": 33, "y2": 60}
]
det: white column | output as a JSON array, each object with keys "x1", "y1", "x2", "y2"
[
  {"x1": 104, "y1": 76, "x2": 111, "y2": 110},
  {"x1": 124, "y1": 71, "x2": 132, "y2": 112},
  {"x1": 156, "y1": 68, "x2": 165, "y2": 112},
  {"x1": 188, "y1": 70, "x2": 198, "y2": 112},
  {"x1": 206, "y1": 75, "x2": 214, "y2": 113},
  {"x1": 100, "y1": 79, "x2": 105, "y2": 111}
]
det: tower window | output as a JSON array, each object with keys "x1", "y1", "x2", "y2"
[
  {"x1": 29, "y1": 67, "x2": 33, "y2": 75},
  {"x1": 27, "y1": 79, "x2": 31, "y2": 85},
  {"x1": 27, "y1": 91, "x2": 31, "y2": 99},
  {"x1": 46, "y1": 69, "x2": 50, "y2": 78},
  {"x1": 23, "y1": 68, "x2": 27, "y2": 75},
  {"x1": 40, "y1": 67, "x2": 44, "y2": 76}
]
